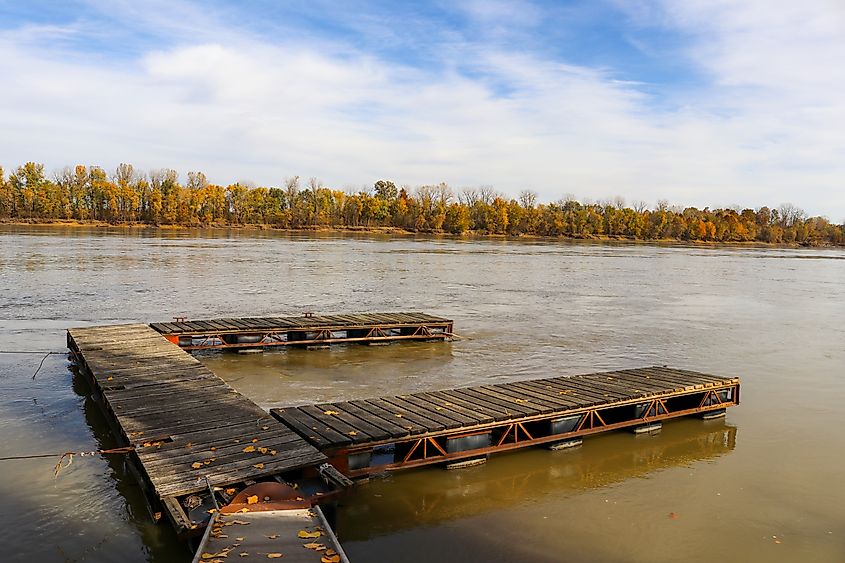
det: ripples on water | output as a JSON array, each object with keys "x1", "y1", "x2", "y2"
[{"x1": 0, "y1": 225, "x2": 843, "y2": 562}]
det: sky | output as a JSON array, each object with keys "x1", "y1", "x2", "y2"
[{"x1": 0, "y1": 0, "x2": 843, "y2": 219}]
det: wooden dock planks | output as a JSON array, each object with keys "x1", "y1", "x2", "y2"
[
  {"x1": 67, "y1": 324, "x2": 327, "y2": 500},
  {"x1": 271, "y1": 367, "x2": 740, "y2": 473},
  {"x1": 151, "y1": 312, "x2": 452, "y2": 334}
]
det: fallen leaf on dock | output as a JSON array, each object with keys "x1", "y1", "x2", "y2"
[
  {"x1": 107, "y1": 376, "x2": 113, "y2": 381},
  {"x1": 210, "y1": 447, "x2": 217, "y2": 451},
  {"x1": 267, "y1": 554, "x2": 283, "y2": 559},
  {"x1": 253, "y1": 463, "x2": 265, "y2": 469},
  {"x1": 321, "y1": 555, "x2": 340, "y2": 563},
  {"x1": 267, "y1": 534, "x2": 279, "y2": 539},
  {"x1": 243, "y1": 445, "x2": 256, "y2": 453},
  {"x1": 246, "y1": 495, "x2": 259, "y2": 504},
  {"x1": 239, "y1": 553, "x2": 248, "y2": 558},
  {"x1": 323, "y1": 410, "x2": 339, "y2": 415},
  {"x1": 258, "y1": 447, "x2": 269, "y2": 454},
  {"x1": 201, "y1": 550, "x2": 230, "y2": 559},
  {"x1": 347, "y1": 431, "x2": 357, "y2": 436},
  {"x1": 270, "y1": 450, "x2": 277, "y2": 456},
  {"x1": 225, "y1": 488, "x2": 237, "y2": 495},
  {"x1": 261, "y1": 425, "x2": 269, "y2": 430},
  {"x1": 303, "y1": 543, "x2": 326, "y2": 551},
  {"x1": 514, "y1": 399, "x2": 526, "y2": 403},
  {"x1": 394, "y1": 413, "x2": 403, "y2": 418},
  {"x1": 297, "y1": 530, "x2": 322, "y2": 539},
  {"x1": 191, "y1": 462, "x2": 202, "y2": 469},
  {"x1": 251, "y1": 438, "x2": 258, "y2": 443},
  {"x1": 236, "y1": 537, "x2": 244, "y2": 541}
]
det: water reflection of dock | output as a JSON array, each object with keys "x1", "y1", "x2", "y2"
[{"x1": 337, "y1": 421, "x2": 737, "y2": 540}]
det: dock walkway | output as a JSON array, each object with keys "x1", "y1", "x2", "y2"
[
  {"x1": 272, "y1": 367, "x2": 740, "y2": 476},
  {"x1": 67, "y1": 323, "x2": 328, "y2": 534},
  {"x1": 192, "y1": 506, "x2": 349, "y2": 563}
]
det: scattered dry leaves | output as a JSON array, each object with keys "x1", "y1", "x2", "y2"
[
  {"x1": 297, "y1": 530, "x2": 322, "y2": 539},
  {"x1": 266, "y1": 554, "x2": 283, "y2": 559},
  {"x1": 243, "y1": 445, "x2": 256, "y2": 453},
  {"x1": 246, "y1": 495, "x2": 259, "y2": 505},
  {"x1": 191, "y1": 462, "x2": 203, "y2": 469},
  {"x1": 323, "y1": 410, "x2": 339, "y2": 416}
]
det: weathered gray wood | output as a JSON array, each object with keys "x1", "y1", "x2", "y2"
[
  {"x1": 68, "y1": 324, "x2": 326, "y2": 499},
  {"x1": 273, "y1": 367, "x2": 737, "y2": 451}
]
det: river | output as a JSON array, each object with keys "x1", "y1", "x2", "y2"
[{"x1": 1, "y1": 225, "x2": 843, "y2": 562}]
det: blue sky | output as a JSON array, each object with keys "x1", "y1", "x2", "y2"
[{"x1": 1, "y1": 0, "x2": 844, "y2": 219}]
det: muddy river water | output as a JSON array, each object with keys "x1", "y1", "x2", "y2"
[{"x1": 1, "y1": 226, "x2": 843, "y2": 562}]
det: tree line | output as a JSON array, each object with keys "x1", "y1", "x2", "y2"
[{"x1": 1, "y1": 161, "x2": 843, "y2": 246}]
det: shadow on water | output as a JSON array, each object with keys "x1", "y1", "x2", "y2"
[
  {"x1": 70, "y1": 362, "x2": 187, "y2": 563},
  {"x1": 337, "y1": 419, "x2": 737, "y2": 541}
]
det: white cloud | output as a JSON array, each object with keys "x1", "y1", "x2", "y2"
[{"x1": 0, "y1": 0, "x2": 843, "y2": 220}]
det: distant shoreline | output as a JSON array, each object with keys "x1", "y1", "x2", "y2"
[{"x1": 3, "y1": 218, "x2": 833, "y2": 248}]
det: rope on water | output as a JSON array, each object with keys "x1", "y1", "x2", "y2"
[
  {"x1": 0, "y1": 446, "x2": 136, "y2": 478},
  {"x1": 0, "y1": 350, "x2": 66, "y2": 379}
]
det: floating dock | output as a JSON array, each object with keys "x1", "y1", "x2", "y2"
[
  {"x1": 272, "y1": 367, "x2": 740, "y2": 477},
  {"x1": 67, "y1": 323, "x2": 329, "y2": 537},
  {"x1": 67, "y1": 312, "x2": 741, "y2": 562},
  {"x1": 151, "y1": 312, "x2": 453, "y2": 350},
  {"x1": 66, "y1": 311, "x2": 453, "y2": 549}
]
